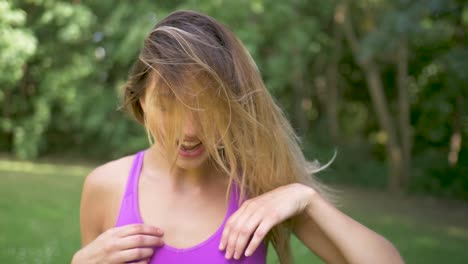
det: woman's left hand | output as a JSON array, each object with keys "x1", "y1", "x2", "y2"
[{"x1": 219, "y1": 183, "x2": 315, "y2": 260}]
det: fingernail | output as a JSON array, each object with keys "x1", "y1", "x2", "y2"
[{"x1": 218, "y1": 242, "x2": 224, "y2": 250}]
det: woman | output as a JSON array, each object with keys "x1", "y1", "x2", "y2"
[{"x1": 72, "y1": 10, "x2": 403, "y2": 264}]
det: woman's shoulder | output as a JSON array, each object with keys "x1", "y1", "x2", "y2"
[
  {"x1": 83, "y1": 153, "x2": 135, "y2": 191},
  {"x1": 80, "y1": 153, "x2": 138, "y2": 232}
]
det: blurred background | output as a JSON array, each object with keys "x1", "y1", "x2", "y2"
[{"x1": 0, "y1": 0, "x2": 467, "y2": 263}]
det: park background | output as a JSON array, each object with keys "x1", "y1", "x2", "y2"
[{"x1": 1, "y1": 0, "x2": 467, "y2": 263}]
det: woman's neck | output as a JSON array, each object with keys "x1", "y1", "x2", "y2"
[{"x1": 144, "y1": 146, "x2": 224, "y2": 191}]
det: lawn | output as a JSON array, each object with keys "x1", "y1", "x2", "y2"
[{"x1": 1, "y1": 158, "x2": 467, "y2": 263}]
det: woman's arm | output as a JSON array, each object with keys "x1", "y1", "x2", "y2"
[
  {"x1": 293, "y1": 188, "x2": 404, "y2": 264},
  {"x1": 72, "y1": 164, "x2": 165, "y2": 264},
  {"x1": 219, "y1": 183, "x2": 403, "y2": 263},
  {"x1": 79, "y1": 166, "x2": 107, "y2": 246}
]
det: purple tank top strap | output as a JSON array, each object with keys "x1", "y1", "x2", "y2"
[
  {"x1": 115, "y1": 150, "x2": 145, "y2": 227},
  {"x1": 123, "y1": 150, "x2": 145, "y2": 198}
]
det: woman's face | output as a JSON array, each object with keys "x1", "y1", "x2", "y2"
[
  {"x1": 140, "y1": 90, "x2": 211, "y2": 170},
  {"x1": 170, "y1": 112, "x2": 211, "y2": 170}
]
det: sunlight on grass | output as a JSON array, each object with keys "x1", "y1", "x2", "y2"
[
  {"x1": 2, "y1": 242, "x2": 60, "y2": 264},
  {"x1": 414, "y1": 236, "x2": 440, "y2": 247},
  {"x1": 447, "y1": 226, "x2": 468, "y2": 239},
  {"x1": 0, "y1": 159, "x2": 90, "y2": 177}
]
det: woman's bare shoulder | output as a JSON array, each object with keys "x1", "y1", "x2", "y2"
[
  {"x1": 80, "y1": 153, "x2": 137, "y2": 237},
  {"x1": 83, "y1": 154, "x2": 135, "y2": 192}
]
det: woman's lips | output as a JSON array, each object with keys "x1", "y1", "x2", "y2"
[
  {"x1": 181, "y1": 142, "x2": 202, "y2": 151},
  {"x1": 178, "y1": 142, "x2": 204, "y2": 157}
]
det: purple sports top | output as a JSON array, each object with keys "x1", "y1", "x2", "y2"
[{"x1": 115, "y1": 150, "x2": 267, "y2": 263}]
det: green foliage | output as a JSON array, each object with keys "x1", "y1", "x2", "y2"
[
  {"x1": 0, "y1": 0, "x2": 466, "y2": 198},
  {"x1": 0, "y1": 1, "x2": 36, "y2": 85}
]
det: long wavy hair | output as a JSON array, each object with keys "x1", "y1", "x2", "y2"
[{"x1": 121, "y1": 10, "x2": 333, "y2": 263}]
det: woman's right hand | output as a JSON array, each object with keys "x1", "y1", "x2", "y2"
[{"x1": 72, "y1": 224, "x2": 165, "y2": 264}]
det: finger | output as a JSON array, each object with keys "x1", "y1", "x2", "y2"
[
  {"x1": 244, "y1": 218, "x2": 275, "y2": 257},
  {"x1": 233, "y1": 212, "x2": 262, "y2": 259},
  {"x1": 117, "y1": 234, "x2": 165, "y2": 250},
  {"x1": 219, "y1": 202, "x2": 249, "y2": 251},
  {"x1": 224, "y1": 203, "x2": 258, "y2": 259},
  {"x1": 113, "y1": 247, "x2": 154, "y2": 263},
  {"x1": 116, "y1": 224, "x2": 164, "y2": 238},
  {"x1": 132, "y1": 260, "x2": 149, "y2": 264}
]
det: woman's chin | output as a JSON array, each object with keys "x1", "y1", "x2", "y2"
[{"x1": 175, "y1": 153, "x2": 210, "y2": 170}]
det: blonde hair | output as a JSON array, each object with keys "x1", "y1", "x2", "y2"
[{"x1": 122, "y1": 10, "x2": 334, "y2": 263}]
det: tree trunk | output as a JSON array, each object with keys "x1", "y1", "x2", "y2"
[
  {"x1": 340, "y1": 1, "x2": 404, "y2": 191},
  {"x1": 397, "y1": 36, "x2": 411, "y2": 187},
  {"x1": 293, "y1": 67, "x2": 309, "y2": 136},
  {"x1": 365, "y1": 64, "x2": 404, "y2": 191},
  {"x1": 326, "y1": 4, "x2": 344, "y2": 144},
  {"x1": 449, "y1": 95, "x2": 463, "y2": 166}
]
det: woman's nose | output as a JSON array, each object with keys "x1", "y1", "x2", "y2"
[{"x1": 183, "y1": 116, "x2": 198, "y2": 138}]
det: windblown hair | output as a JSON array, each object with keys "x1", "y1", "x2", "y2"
[{"x1": 122, "y1": 10, "x2": 333, "y2": 263}]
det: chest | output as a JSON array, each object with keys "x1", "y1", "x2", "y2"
[{"x1": 138, "y1": 176, "x2": 231, "y2": 249}]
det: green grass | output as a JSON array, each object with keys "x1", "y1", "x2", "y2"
[
  {"x1": 1, "y1": 158, "x2": 468, "y2": 263},
  {"x1": 0, "y1": 159, "x2": 88, "y2": 263}
]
